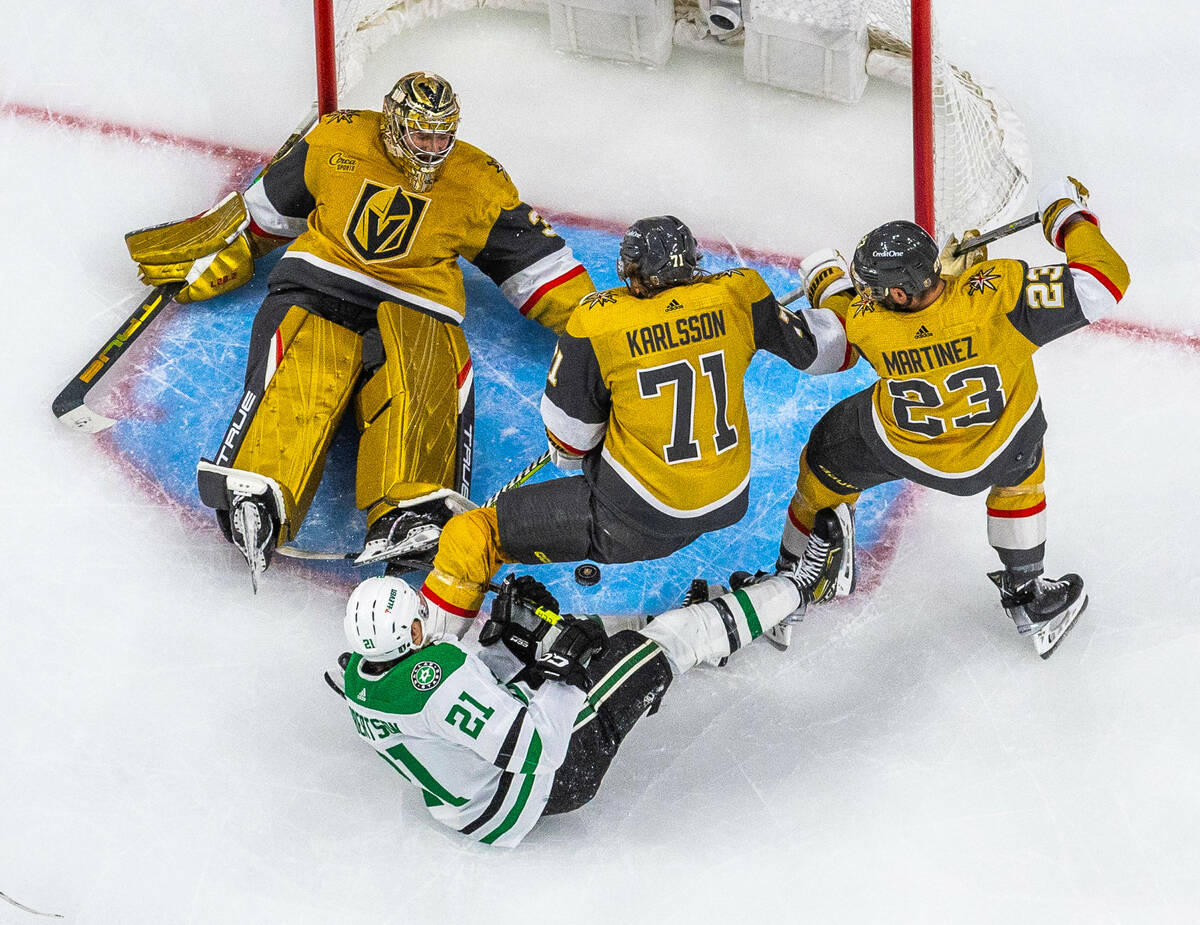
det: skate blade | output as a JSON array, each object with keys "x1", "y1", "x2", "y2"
[
  {"x1": 833, "y1": 502, "x2": 856, "y2": 598},
  {"x1": 1036, "y1": 593, "x2": 1088, "y2": 659},
  {"x1": 764, "y1": 623, "x2": 792, "y2": 651},
  {"x1": 354, "y1": 524, "x2": 442, "y2": 566}
]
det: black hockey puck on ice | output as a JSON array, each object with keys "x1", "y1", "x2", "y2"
[{"x1": 574, "y1": 563, "x2": 601, "y2": 587}]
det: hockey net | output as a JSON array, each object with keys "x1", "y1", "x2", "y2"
[{"x1": 319, "y1": 0, "x2": 1030, "y2": 241}]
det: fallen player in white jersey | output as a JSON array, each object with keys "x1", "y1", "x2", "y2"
[{"x1": 328, "y1": 511, "x2": 846, "y2": 846}]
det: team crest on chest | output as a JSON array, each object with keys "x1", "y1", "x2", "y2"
[
  {"x1": 411, "y1": 660, "x2": 442, "y2": 691},
  {"x1": 345, "y1": 180, "x2": 430, "y2": 262},
  {"x1": 966, "y1": 266, "x2": 1002, "y2": 295}
]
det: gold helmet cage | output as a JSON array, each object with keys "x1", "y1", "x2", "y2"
[{"x1": 382, "y1": 72, "x2": 461, "y2": 192}]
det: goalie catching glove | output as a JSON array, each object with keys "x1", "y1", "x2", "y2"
[
  {"x1": 1038, "y1": 176, "x2": 1097, "y2": 250},
  {"x1": 125, "y1": 191, "x2": 260, "y2": 303}
]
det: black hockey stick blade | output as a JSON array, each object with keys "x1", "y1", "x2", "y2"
[
  {"x1": 952, "y1": 211, "x2": 1039, "y2": 256},
  {"x1": 52, "y1": 280, "x2": 185, "y2": 433}
]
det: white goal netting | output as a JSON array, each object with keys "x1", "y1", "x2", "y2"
[{"x1": 326, "y1": 0, "x2": 1030, "y2": 240}]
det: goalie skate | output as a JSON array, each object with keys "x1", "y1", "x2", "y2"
[{"x1": 988, "y1": 570, "x2": 1088, "y2": 659}]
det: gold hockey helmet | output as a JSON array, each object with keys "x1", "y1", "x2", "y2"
[{"x1": 382, "y1": 72, "x2": 461, "y2": 192}]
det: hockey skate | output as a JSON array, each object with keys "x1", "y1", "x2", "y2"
[
  {"x1": 354, "y1": 490, "x2": 474, "y2": 571},
  {"x1": 776, "y1": 503, "x2": 856, "y2": 605},
  {"x1": 226, "y1": 493, "x2": 278, "y2": 593},
  {"x1": 988, "y1": 569, "x2": 1088, "y2": 659}
]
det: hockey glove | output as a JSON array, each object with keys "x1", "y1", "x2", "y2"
[
  {"x1": 797, "y1": 248, "x2": 854, "y2": 309},
  {"x1": 1038, "y1": 177, "x2": 1097, "y2": 250},
  {"x1": 533, "y1": 616, "x2": 608, "y2": 691},
  {"x1": 126, "y1": 191, "x2": 257, "y2": 304},
  {"x1": 479, "y1": 575, "x2": 560, "y2": 667},
  {"x1": 939, "y1": 229, "x2": 987, "y2": 276}
]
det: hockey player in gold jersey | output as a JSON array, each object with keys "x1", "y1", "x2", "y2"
[
  {"x1": 416, "y1": 215, "x2": 854, "y2": 629},
  {"x1": 776, "y1": 178, "x2": 1130, "y2": 657},
  {"x1": 130, "y1": 73, "x2": 594, "y2": 589}
]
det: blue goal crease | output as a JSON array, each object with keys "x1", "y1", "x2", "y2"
[{"x1": 107, "y1": 221, "x2": 901, "y2": 614}]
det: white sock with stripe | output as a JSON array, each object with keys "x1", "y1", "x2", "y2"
[{"x1": 641, "y1": 576, "x2": 803, "y2": 673}]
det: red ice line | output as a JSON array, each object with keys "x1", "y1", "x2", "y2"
[{"x1": 20, "y1": 104, "x2": 1196, "y2": 596}]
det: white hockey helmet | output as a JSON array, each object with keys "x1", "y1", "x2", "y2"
[{"x1": 344, "y1": 576, "x2": 428, "y2": 662}]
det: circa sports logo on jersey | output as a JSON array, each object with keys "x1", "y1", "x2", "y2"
[
  {"x1": 411, "y1": 661, "x2": 443, "y2": 692},
  {"x1": 344, "y1": 180, "x2": 430, "y2": 262}
]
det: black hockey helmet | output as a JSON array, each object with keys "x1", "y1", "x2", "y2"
[
  {"x1": 617, "y1": 216, "x2": 700, "y2": 295},
  {"x1": 850, "y1": 220, "x2": 941, "y2": 308}
]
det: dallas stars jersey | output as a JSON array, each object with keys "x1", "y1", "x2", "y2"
[
  {"x1": 242, "y1": 110, "x2": 591, "y2": 332},
  {"x1": 343, "y1": 641, "x2": 585, "y2": 848},
  {"x1": 540, "y1": 269, "x2": 849, "y2": 533},
  {"x1": 830, "y1": 220, "x2": 1129, "y2": 478}
]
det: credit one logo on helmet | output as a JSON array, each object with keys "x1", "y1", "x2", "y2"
[
  {"x1": 873, "y1": 250, "x2": 904, "y2": 257},
  {"x1": 345, "y1": 181, "x2": 430, "y2": 262}
]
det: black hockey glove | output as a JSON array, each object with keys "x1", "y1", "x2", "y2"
[
  {"x1": 533, "y1": 616, "x2": 608, "y2": 691},
  {"x1": 479, "y1": 575, "x2": 561, "y2": 668}
]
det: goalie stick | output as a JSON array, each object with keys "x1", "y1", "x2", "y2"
[
  {"x1": 776, "y1": 211, "x2": 1041, "y2": 307},
  {"x1": 52, "y1": 105, "x2": 319, "y2": 433},
  {"x1": 276, "y1": 450, "x2": 553, "y2": 562}
]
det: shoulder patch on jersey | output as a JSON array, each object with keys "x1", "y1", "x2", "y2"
[
  {"x1": 580, "y1": 289, "x2": 619, "y2": 310},
  {"x1": 852, "y1": 296, "x2": 876, "y2": 316},
  {"x1": 410, "y1": 660, "x2": 443, "y2": 691},
  {"x1": 707, "y1": 268, "x2": 747, "y2": 281},
  {"x1": 966, "y1": 266, "x2": 1003, "y2": 295},
  {"x1": 327, "y1": 110, "x2": 359, "y2": 125}
]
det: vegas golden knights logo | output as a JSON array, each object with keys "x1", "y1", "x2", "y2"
[{"x1": 345, "y1": 181, "x2": 430, "y2": 262}]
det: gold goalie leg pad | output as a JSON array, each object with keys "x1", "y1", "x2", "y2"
[
  {"x1": 356, "y1": 302, "x2": 473, "y2": 526},
  {"x1": 224, "y1": 306, "x2": 362, "y2": 541}
]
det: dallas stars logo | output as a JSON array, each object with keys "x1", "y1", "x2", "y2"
[
  {"x1": 411, "y1": 661, "x2": 442, "y2": 692},
  {"x1": 581, "y1": 290, "x2": 618, "y2": 309},
  {"x1": 966, "y1": 266, "x2": 1002, "y2": 295},
  {"x1": 851, "y1": 295, "x2": 875, "y2": 317}
]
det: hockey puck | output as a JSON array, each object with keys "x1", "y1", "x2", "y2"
[{"x1": 574, "y1": 563, "x2": 601, "y2": 587}]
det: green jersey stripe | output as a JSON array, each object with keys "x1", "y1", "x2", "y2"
[
  {"x1": 519, "y1": 730, "x2": 543, "y2": 775},
  {"x1": 480, "y1": 773, "x2": 538, "y2": 845},
  {"x1": 385, "y1": 743, "x2": 468, "y2": 806},
  {"x1": 732, "y1": 587, "x2": 763, "y2": 637}
]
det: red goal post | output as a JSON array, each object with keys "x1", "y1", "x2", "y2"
[{"x1": 310, "y1": 0, "x2": 1029, "y2": 242}]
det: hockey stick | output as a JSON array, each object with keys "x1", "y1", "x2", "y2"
[
  {"x1": 951, "y1": 210, "x2": 1039, "y2": 256},
  {"x1": 52, "y1": 280, "x2": 186, "y2": 432},
  {"x1": 52, "y1": 106, "x2": 319, "y2": 433},
  {"x1": 276, "y1": 450, "x2": 554, "y2": 562},
  {"x1": 776, "y1": 211, "x2": 1041, "y2": 309}
]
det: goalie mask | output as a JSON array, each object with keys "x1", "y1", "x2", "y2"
[
  {"x1": 617, "y1": 215, "x2": 700, "y2": 296},
  {"x1": 382, "y1": 72, "x2": 461, "y2": 192},
  {"x1": 344, "y1": 576, "x2": 429, "y2": 662},
  {"x1": 850, "y1": 220, "x2": 941, "y2": 310}
]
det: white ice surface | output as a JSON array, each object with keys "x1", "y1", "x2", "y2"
[{"x1": 2, "y1": 2, "x2": 1198, "y2": 922}]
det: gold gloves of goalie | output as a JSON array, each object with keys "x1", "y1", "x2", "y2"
[{"x1": 125, "y1": 191, "x2": 257, "y2": 303}]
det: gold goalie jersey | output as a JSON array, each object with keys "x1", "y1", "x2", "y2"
[
  {"x1": 832, "y1": 221, "x2": 1130, "y2": 478},
  {"x1": 540, "y1": 268, "x2": 840, "y2": 534},
  {"x1": 241, "y1": 109, "x2": 592, "y2": 332}
]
